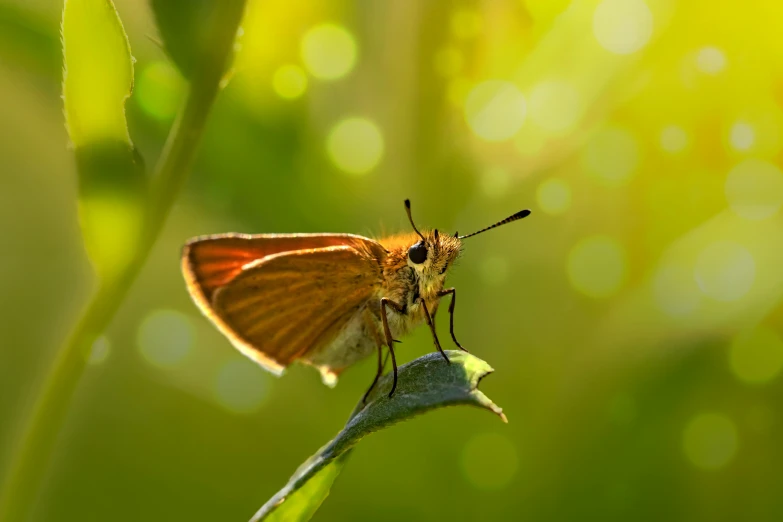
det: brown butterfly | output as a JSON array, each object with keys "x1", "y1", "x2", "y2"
[{"x1": 182, "y1": 200, "x2": 530, "y2": 400}]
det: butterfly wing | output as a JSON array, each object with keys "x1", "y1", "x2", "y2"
[
  {"x1": 182, "y1": 233, "x2": 385, "y2": 303},
  {"x1": 182, "y1": 234, "x2": 386, "y2": 378}
]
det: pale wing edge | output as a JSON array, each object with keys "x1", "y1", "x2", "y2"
[{"x1": 183, "y1": 232, "x2": 387, "y2": 250}]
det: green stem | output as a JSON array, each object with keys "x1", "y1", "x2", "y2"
[{"x1": 0, "y1": 74, "x2": 222, "y2": 522}]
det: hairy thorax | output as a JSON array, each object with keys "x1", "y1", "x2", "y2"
[
  {"x1": 375, "y1": 230, "x2": 462, "y2": 338},
  {"x1": 308, "y1": 229, "x2": 463, "y2": 384}
]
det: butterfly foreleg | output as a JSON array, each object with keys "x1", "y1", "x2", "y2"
[
  {"x1": 380, "y1": 297, "x2": 404, "y2": 397},
  {"x1": 436, "y1": 287, "x2": 468, "y2": 353},
  {"x1": 420, "y1": 299, "x2": 451, "y2": 364},
  {"x1": 362, "y1": 309, "x2": 386, "y2": 404}
]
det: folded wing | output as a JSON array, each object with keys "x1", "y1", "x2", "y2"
[{"x1": 182, "y1": 234, "x2": 386, "y2": 375}]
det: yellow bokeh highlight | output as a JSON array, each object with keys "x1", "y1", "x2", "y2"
[
  {"x1": 537, "y1": 178, "x2": 572, "y2": 215},
  {"x1": 461, "y1": 432, "x2": 518, "y2": 490},
  {"x1": 465, "y1": 80, "x2": 527, "y2": 142},
  {"x1": 729, "y1": 327, "x2": 783, "y2": 385},
  {"x1": 272, "y1": 64, "x2": 308, "y2": 99},
  {"x1": 660, "y1": 125, "x2": 688, "y2": 154},
  {"x1": 694, "y1": 241, "x2": 755, "y2": 302},
  {"x1": 696, "y1": 46, "x2": 727, "y2": 75},
  {"x1": 728, "y1": 102, "x2": 783, "y2": 159},
  {"x1": 725, "y1": 159, "x2": 783, "y2": 221},
  {"x1": 451, "y1": 8, "x2": 483, "y2": 39},
  {"x1": 653, "y1": 262, "x2": 701, "y2": 317},
  {"x1": 88, "y1": 336, "x2": 110, "y2": 365},
  {"x1": 326, "y1": 117, "x2": 384, "y2": 175},
  {"x1": 529, "y1": 80, "x2": 583, "y2": 134},
  {"x1": 136, "y1": 61, "x2": 186, "y2": 121},
  {"x1": 683, "y1": 413, "x2": 738, "y2": 471},
  {"x1": 583, "y1": 126, "x2": 640, "y2": 187},
  {"x1": 729, "y1": 122, "x2": 755, "y2": 152},
  {"x1": 592, "y1": 0, "x2": 653, "y2": 55},
  {"x1": 137, "y1": 309, "x2": 194, "y2": 369},
  {"x1": 567, "y1": 236, "x2": 628, "y2": 298},
  {"x1": 301, "y1": 23, "x2": 357, "y2": 81},
  {"x1": 213, "y1": 358, "x2": 270, "y2": 414}
]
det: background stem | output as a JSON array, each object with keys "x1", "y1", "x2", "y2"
[{"x1": 0, "y1": 77, "x2": 221, "y2": 522}]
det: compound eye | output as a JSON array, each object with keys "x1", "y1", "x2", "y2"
[{"x1": 408, "y1": 241, "x2": 427, "y2": 264}]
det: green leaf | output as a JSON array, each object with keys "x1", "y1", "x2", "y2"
[
  {"x1": 62, "y1": 0, "x2": 145, "y2": 279},
  {"x1": 251, "y1": 351, "x2": 506, "y2": 522},
  {"x1": 149, "y1": 0, "x2": 245, "y2": 81}
]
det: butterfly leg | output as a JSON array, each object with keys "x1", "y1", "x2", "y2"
[
  {"x1": 362, "y1": 311, "x2": 388, "y2": 404},
  {"x1": 362, "y1": 341, "x2": 384, "y2": 404},
  {"x1": 420, "y1": 299, "x2": 451, "y2": 364},
  {"x1": 380, "y1": 297, "x2": 404, "y2": 397},
  {"x1": 436, "y1": 287, "x2": 468, "y2": 352}
]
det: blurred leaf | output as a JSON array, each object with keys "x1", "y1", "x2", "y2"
[
  {"x1": 251, "y1": 351, "x2": 506, "y2": 522},
  {"x1": 62, "y1": 0, "x2": 145, "y2": 279},
  {"x1": 149, "y1": 0, "x2": 245, "y2": 81},
  {"x1": 0, "y1": 3, "x2": 60, "y2": 79}
]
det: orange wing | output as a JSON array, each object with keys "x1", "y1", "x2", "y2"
[{"x1": 182, "y1": 234, "x2": 386, "y2": 376}]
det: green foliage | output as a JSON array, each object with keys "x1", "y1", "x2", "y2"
[
  {"x1": 149, "y1": 0, "x2": 244, "y2": 81},
  {"x1": 62, "y1": 0, "x2": 145, "y2": 279},
  {"x1": 0, "y1": 2, "x2": 248, "y2": 521},
  {"x1": 252, "y1": 351, "x2": 506, "y2": 522}
]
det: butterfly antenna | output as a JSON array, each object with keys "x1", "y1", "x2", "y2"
[
  {"x1": 404, "y1": 199, "x2": 426, "y2": 242},
  {"x1": 458, "y1": 209, "x2": 532, "y2": 240}
]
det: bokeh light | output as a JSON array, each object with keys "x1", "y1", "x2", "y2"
[
  {"x1": 725, "y1": 159, "x2": 783, "y2": 220},
  {"x1": 660, "y1": 125, "x2": 688, "y2": 154},
  {"x1": 212, "y1": 357, "x2": 270, "y2": 414},
  {"x1": 529, "y1": 80, "x2": 583, "y2": 134},
  {"x1": 461, "y1": 432, "x2": 518, "y2": 490},
  {"x1": 695, "y1": 46, "x2": 727, "y2": 75},
  {"x1": 465, "y1": 80, "x2": 527, "y2": 142},
  {"x1": 301, "y1": 23, "x2": 357, "y2": 81},
  {"x1": 272, "y1": 64, "x2": 308, "y2": 99},
  {"x1": 694, "y1": 241, "x2": 755, "y2": 302},
  {"x1": 729, "y1": 122, "x2": 755, "y2": 152},
  {"x1": 326, "y1": 117, "x2": 384, "y2": 175},
  {"x1": 536, "y1": 178, "x2": 572, "y2": 215},
  {"x1": 654, "y1": 262, "x2": 701, "y2": 317},
  {"x1": 137, "y1": 309, "x2": 194, "y2": 368},
  {"x1": 135, "y1": 60, "x2": 186, "y2": 121},
  {"x1": 729, "y1": 327, "x2": 783, "y2": 385},
  {"x1": 87, "y1": 336, "x2": 110, "y2": 365},
  {"x1": 683, "y1": 413, "x2": 738, "y2": 471},
  {"x1": 583, "y1": 126, "x2": 640, "y2": 187},
  {"x1": 568, "y1": 236, "x2": 628, "y2": 298},
  {"x1": 593, "y1": 0, "x2": 654, "y2": 55}
]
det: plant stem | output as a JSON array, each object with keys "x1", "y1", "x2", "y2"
[{"x1": 0, "y1": 76, "x2": 221, "y2": 522}]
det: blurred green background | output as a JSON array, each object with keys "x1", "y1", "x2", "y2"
[{"x1": 3, "y1": 0, "x2": 783, "y2": 520}]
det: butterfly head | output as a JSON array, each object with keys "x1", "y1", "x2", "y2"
[{"x1": 403, "y1": 199, "x2": 531, "y2": 290}]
